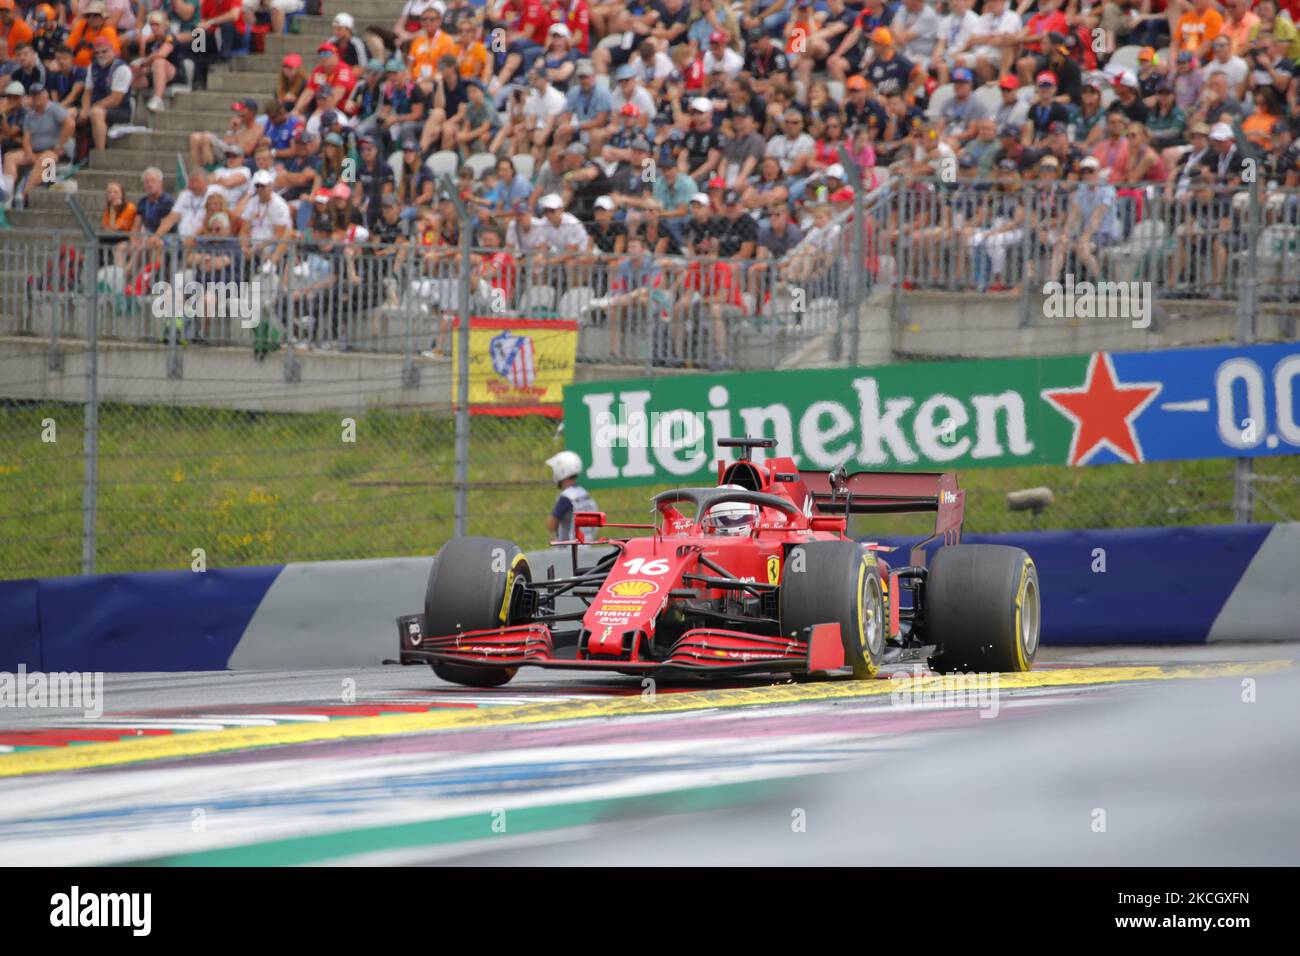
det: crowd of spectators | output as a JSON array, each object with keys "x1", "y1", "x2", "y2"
[{"x1": 3, "y1": 0, "x2": 1300, "y2": 360}]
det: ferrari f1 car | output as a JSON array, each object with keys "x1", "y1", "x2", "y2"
[{"x1": 397, "y1": 437, "x2": 1040, "y2": 687}]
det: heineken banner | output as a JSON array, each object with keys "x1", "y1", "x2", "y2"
[{"x1": 562, "y1": 343, "x2": 1300, "y2": 487}]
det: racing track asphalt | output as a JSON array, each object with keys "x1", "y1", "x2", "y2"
[{"x1": 0, "y1": 643, "x2": 1296, "y2": 865}]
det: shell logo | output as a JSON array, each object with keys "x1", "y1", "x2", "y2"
[{"x1": 610, "y1": 579, "x2": 658, "y2": 597}]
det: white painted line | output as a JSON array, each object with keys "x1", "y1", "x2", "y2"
[
  {"x1": 1160, "y1": 399, "x2": 1210, "y2": 412},
  {"x1": 225, "y1": 713, "x2": 333, "y2": 723}
]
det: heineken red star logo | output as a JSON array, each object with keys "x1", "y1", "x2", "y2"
[{"x1": 1042, "y1": 352, "x2": 1162, "y2": 465}]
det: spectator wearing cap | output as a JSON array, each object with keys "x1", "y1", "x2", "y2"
[
  {"x1": 1174, "y1": 0, "x2": 1223, "y2": 61},
  {"x1": 930, "y1": 0, "x2": 979, "y2": 85},
  {"x1": 1049, "y1": 156, "x2": 1118, "y2": 282},
  {"x1": 862, "y1": 27, "x2": 916, "y2": 98},
  {"x1": 714, "y1": 187, "x2": 758, "y2": 259},
  {"x1": 602, "y1": 101, "x2": 646, "y2": 156},
  {"x1": 681, "y1": 96, "x2": 723, "y2": 182},
  {"x1": 1111, "y1": 71, "x2": 1150, "y2": 123},
  {"x1": 651, "y1": 161, "x2": 698, "y2": 240},
  {"x1": 704, "y1": 29, "x2": 744, "y2": 81},
  {"x1": 190, "y1": 97, "x2": 259, "y2": 171},
  {"x1": 1202, "y1": 33, "x2": 1248, "y2": 97},
  {"x1": 408, "y1": 2, "x2": 456, "y2": 84},
  {"x1": 585, "y1": 194, "x2": 626, "y2": 253},
  {"x1": 277, "y1": 54, "x2": 307, "y2": 107},
  {"x1": 1166, "y1": 121, "x2": 1213, "y2": 199},
  {"x1": 296, "y1": 41, "x2": 358, "y2": 118},
  {"x1": 330, "y1": 12, "x2": 368, "y2": 68},
  {"x1": 1043, "y1": 120, "x2": 1084, "y2": 177},
  {"x1": 1201, "y1": 121, "x2": 1245, "y2": 180},
  {"x1": 559, "y1": 60, "x2": 612, "y2": 151},
  {"x1": 372, "y1": 57, "x2": 426, "y2": 152},
  {"x1": 1018, "y1": 29, "x2": 1081, "y2": 105},
  {"x1": 348, "y1": 59, "x2": 389, "y2": 144},
  {"x1": 1023, "y1": 72, "x2": 1070, "y2": 146},
  {"x1": 717, "y1": 107, "x2": 768, "y2": 187},
  {"x1": 0, "y1": 83, "x2": 29, "y2": 160},
  {"x1": 65, "y1": 2, "x2": 118, "y2": 69},
  {"x1": 538, "y1": 23, "x2": 580, "y2": 94},
  {"x1": 953, "y1": 0, "x2": 1022, "y2": 84},
  {"x1": 80, "y1": 35, "x2": 131, "y2": 152},
  {"x1": 235, "y1": 168, "x2": 291, "y2": 262},
  {"x1": 1071, "y1": 75, "x2": 1107, "y2": 146},
  {"x1": 558, "y1": 139, "x2": 609, "y2": 221},
  {"x1": 534, "y1": 192, "x2": 589, "y2": 291},
  {"x1": 1171, "y1": 50, "x2": 1204, "y2": 112},
  {"x1": 395, "y1": 139, "x2": 435, "y2": 216},
  {"x1": 993, "y1": 121, "x2": 1024, "y2": 170},
  {"x1": 681, "y1": 191, "x2": 719, "y2": 255},
  {"x1": 842, "y1": 74, "x2": 886, "y2": 131},
  {"x1": 1148, "y1": 80, "x2": 1188, "y2": 154},
  {"x1": 4, "y1": 82, "x2": 72, "y2": 209},
  {"x1": 603, "y1": 136, "x2": 655, "y2": 230},
  {"x1": 938, "y1": 66, "x2": 987, "y2": 147},
  {"x1": 30, "y1": 8, "x2": 69, "y2": 71},
  {"x1": 609, "y1": 63, "x2": 656, "y2": 121},
  {"x1": 392, "y1": 0, "x2": 443, "y2": 48},
  {"x1": 261, "y1": 99, "x2": 303, "y2": 161},
  {"x1": 210, "y1": 140, "x2": 253, "y2": 210},
  {"x1": 964, "y1": 158, "x2": 1026, "y2": 291},
  {"x1": 355, "y1": 135, "x2": 395, "y2": 226},
  {"x1": 1134, "y1": 46, "x2": 1165, "y2": 102},
  {"x1": 993, "y1": 74, "x2": 1029, "y2": 129},
  {"x1": 745, "y1": 27, "x2": 791, "y2": 91}
]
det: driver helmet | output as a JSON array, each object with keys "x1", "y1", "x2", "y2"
[{"x1": 703, "y1": 484, "x2": 759, "y2": 536}]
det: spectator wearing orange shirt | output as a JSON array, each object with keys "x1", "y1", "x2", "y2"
[
  {"x1": 1, "y1": 0, "x2": 34, "y2": 59},
  {"x1": 65, "y1": 1, "x2": 121, "y2": 68},
  {"x1": 1174, "y1": 0, "x2": 1223, "y2": 61},
  {"x1": 1221, "y1": 0, "x2": 1260, "y2": 55},
  {"x1": 408, "y1": 4, "x2": 457, "y2": 85},
  {"x1": 453, "y1": 16, "x2": 492, "y2": 84}
]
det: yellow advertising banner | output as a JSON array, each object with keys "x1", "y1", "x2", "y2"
[{"x1": 451, "y1": 317, "x2": 578, "y2": 416}]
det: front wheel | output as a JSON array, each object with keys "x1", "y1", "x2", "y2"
[
  {"x1": 781, "y1": 541, "x2": 884, "y2": 679},
  {"x1": 923, "y1": 544, "x2": 1040, "y2": 674},
  {"x1": 423, "y1": 536, "x2": 530, "y2": 688}
]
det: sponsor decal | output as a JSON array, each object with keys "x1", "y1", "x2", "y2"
[
  {"x1": 766, "y1": 555, "x2": 781, "y2": 585},
  {"x1": 610, "y1": 579, "x2": 659, "y2": 597}
]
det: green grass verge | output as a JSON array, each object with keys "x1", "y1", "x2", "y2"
[{"x1": 2, "y1": 401, "x2": 1296, "y2": 578}]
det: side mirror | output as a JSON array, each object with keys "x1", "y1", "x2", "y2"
[
  {"x1": 573, "y1": 511, "x2": 607, "y2": 529},
  {"x1": 809, "y1": 515, "x2": 846, "y2": 534}
]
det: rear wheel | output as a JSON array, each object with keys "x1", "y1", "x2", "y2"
[
  {"x1": 780, "y1": 542, "x2": 884, "y2": 679},
  {"x1": 424, "y1": 536, "x2": 530, "y2": 688},
  {"x1": 923, "y1": 544, "x2": 1039, "y2": 674}
]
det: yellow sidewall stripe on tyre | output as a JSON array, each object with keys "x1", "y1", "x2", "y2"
[{"x1": 0, "y1": 660, "x2": 1289, "y2": 779}]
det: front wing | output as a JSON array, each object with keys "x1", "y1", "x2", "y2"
[{"x1": 396, "y1": 615, "x2": 847, "y2": 676}]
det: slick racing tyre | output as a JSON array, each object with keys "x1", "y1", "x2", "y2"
[
  {"x1": 780, "y1": 541, "x2": 884, "y2": 679},
  {"x1": 923, "y1": 544, "x2": 1039, "y2": 674},
  {"x1": 424, "y1": 536, "x2": 531, "y2": 688}
]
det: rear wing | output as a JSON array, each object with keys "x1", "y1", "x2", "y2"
[{"x1": 799, "y1": 469, "x2": 964, "y2": 567}]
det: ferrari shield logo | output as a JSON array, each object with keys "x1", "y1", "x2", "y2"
[{"x1": 766, "y1": 555, "x2": 780, "y2": 585}]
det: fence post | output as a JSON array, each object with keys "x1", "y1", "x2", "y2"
[
  {"x1": 440, "y1": 176, "x2": 473, "y2": 539},
  {"x1": 839, "y1": 146, "x2": 864, "y2": 367},
  {"x1": 1233, "y1": 156, "x2": 1261, "y2": 524},
  {"x1": 82, "y1": 236, "x2": 99, "y2": 575}
]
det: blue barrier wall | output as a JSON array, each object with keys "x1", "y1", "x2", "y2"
[
  {"x1": 0, "y1": 525, "x2": 1291, "y2": 671},
  {"x1": 0, "y1": 566, "x2": 282, "y2": 672},
  {"x1": 875, "y1": 525, "x2": 1274, "y2": 645}
]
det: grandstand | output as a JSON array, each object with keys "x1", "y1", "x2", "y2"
[{"x1": 1, "y1": 0, "x2": 1298, "y2": 367}]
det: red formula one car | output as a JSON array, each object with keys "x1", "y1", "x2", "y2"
[{"x1": 397, "y1": 438, "x2": 1040, "y2": 687}]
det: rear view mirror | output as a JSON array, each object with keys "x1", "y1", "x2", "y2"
[{"x1": 573, "y1": 511, "x2": 607, "y2": 529}]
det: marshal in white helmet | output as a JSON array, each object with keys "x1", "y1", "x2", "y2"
[
  {"x1": 702, "y1": 484, "x2": 759, "y2": 536},
  {"x1": 545, "y1": 451, "x2": 598, "y2": 541}
]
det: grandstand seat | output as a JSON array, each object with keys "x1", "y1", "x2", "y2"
[
  {"x1": 521, "y1": 285, "x2": 557, "y2": 313},
  {"x1": 1255, "y1": 225, "x2": 1300, "y2": 262},
  {"x1": 511, "y1": 152, "x2": 535, "y2": 181},
  {"x1": 388, "y1": 150, "x2": 403, "y2": 183},
  {"x1": 463, "y1": 152, "x2": 497, "y2": 180},
  {"x1": 1104, "y1": 219, "x2": 1169, "y2": 282},
  {"x1": 972, "y1": 84, "x2": 1002, "y2": 115},
  {"x1": 926, "y1": 83, "x2": 955, "y2": 121},
  {"x1": 804, "y1": 297, "x2": 841, "y2": 332},
  {"x1": 1109, "y1": 45, "x2": 1142, "y2": 73},
  {"x1": 426, "y1": 150, "x2": 459, "y2": 179},
  {"x1": 826, "y1": 80, "x2": 845, "y2": 104},
  {"x1": 558, "y1": 285, "x2": 595, "y2": 318}
]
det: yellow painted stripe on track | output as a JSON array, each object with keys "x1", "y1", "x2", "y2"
[{"x1": 0, "y1": 660, "x2": 1288, "y2": 779}]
